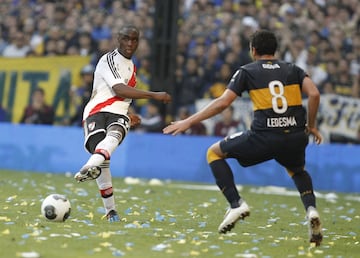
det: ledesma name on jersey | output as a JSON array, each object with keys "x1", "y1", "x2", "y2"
[{"x1": 267, "y1": 116, "x2": 297, "y2": 127}]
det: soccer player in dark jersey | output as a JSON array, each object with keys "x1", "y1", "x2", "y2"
[{"x1": 163, "y1": 30, "x2": 323, "y2": 246}]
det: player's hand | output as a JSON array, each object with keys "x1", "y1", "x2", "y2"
[
  {"x1": 163, "y1": 120, "x2": 190, "y2": 136},
  {"x1": 153, "y1": 92, "x2": 172, "y2": 104},
  {"x1": 306, "y1": 126, "x2": 322, "y2": 144},
  {"x1": 128, "y1": 113, "x2": 141, "y2": 127}
]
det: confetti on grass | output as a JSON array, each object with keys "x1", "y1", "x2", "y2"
[
  {"x1": 1, "y1": 172, "x2": 359, "y2": 258},
  {"x1": 0, "y1": 216, "x2": 11, "y2": 222},
  {"x1": 16, "y1": 252, "x2": 40, "y2": 258}
]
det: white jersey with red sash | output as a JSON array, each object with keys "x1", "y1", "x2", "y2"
[{"x1": 83, "y1": 49, "x2": 137, "y2": 121}]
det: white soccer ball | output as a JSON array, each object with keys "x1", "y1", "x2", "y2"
[{"x1": 41, "y1": 194, "x2": 71, "y2": 222}]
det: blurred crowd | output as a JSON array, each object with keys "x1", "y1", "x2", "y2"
[{"x1": 0, "y1": 0, "x2": 359, "y2": 138}]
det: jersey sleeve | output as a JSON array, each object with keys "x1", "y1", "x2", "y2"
[
  {"x1": 227, "y1": 68, "x2": 247, "y2": 96},
  {"x1": 293, "y1": 64, "x2": 308, "y2": 89},
  {"x1": 97, "y1": 55, "x2": 125, "y2": 88}
]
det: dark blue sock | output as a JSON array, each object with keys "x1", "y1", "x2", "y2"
[
  {"x1": 292, "y1": 170, "x2": 316, "y2": 210},
  {"x1": 209, "y1": 159, "x2": 240, "y2": 208}
]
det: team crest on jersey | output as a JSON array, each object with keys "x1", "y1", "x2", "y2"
[{"x1": 88, "y1": 122, "x2": 96, "y2": 131}]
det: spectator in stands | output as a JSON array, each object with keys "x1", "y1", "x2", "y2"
[
  {"x1": 28, "y1": 16, "x2": 48, "y2": 56},
  {"x1": 132, "y1": 57, "x2": 151, "y2": 115},
  {"x1": 302, "y1": 47, "x2": 328, "y2": 86},
  {"x1": 90, "y1": 38, "x2": 112, "y2": 66},
  {"x1": 20, "y1": 87, "x2": 55, "y2": 125},
  {"x1": 1, "y1": 14, "x2": 19, "y2": 45},
  {"x1": 334, "y1": 59, "x2": 356, "y2": 97},
  {"x1": 78, "y1": 32, "x2": 96, "y2": 57},
  {"x1": 282, "y1": 35, "x2": 307, "y2": 68},
  {"x1": 43, "y1": 39, "x2": 57, "y2": 56},
  {"x1": 91, "y1": 12, "x2": 112, "y2": 41},
  {"x1": 201, "y1": 42, "x2": 223, "y2": 91},
  {"x1": 63, "y1": 15, "x2": 80, "y2": 53},
  {"x1": 69, "y1": 64, "x2": 95, "y2": 127},
  {"x1": 2, "y1": 31, "x2": 31, "y2": 57},
  {"x1": 56, "y1": 38, "x2": 68, "y2": 55},
  {"x1": 176, "y1": 107, "x2": 207, "y2": 136},
  {"x1": 176, "y1": 57, "x2": 204, "y2": 114},
  {"x1": 53, "y1": 5, "x2": 67, "y2": 26},
  {"x1": 204, "y1": 62, "x2": 232, "y2": 99},
  {"x1": 320, "y1": 60, "x2": 337, "y2": 94},
  {"x1": 135, "y1": 101, "x2": 165, "y2": 133},
  {"x1": 43, "y1": 25, "x2": 63, "y2": 56},
  {"x1": 213, "y1": 105, "x2": 244, "y2": 137}
]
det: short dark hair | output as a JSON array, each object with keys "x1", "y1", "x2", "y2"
[
  {"x1": 250, "y1": 30, "x2": 278, "y2": 56},
  {"x1": 118, "y1": 25, "x2": 139, "y2": 36}
]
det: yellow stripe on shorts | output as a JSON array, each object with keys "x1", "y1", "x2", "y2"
[{"x1": 206, "y1": 148, "x2": 221, "y2": 163}]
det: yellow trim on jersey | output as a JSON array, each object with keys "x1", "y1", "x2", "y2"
[
  {"x1": 249, "y1": 84, "x2": 302, "y2": 111},
  {"x1": 206, "y1": 148, "x2": 222, "y2": 163}
]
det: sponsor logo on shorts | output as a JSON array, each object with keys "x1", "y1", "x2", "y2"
[
  {"x1": 118, "y1": 117, "x2": 130, "y2": 129},
  {"x1": 225, "y1": 131, "x2": 243, "y2": 141}
]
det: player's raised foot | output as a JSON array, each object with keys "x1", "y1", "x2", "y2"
[
  {"x1": 218, "y1": 200, "x2": 250, "y2": 234},
  {"x1": 106, "y1": 210, "x2": 120, "y2": 222},
  {"x1": 307, "y1": 206, "x2": 323, "y2": 246},
  {"x1": 74, "y1": 166, "x2": 102, "y2": 182}
]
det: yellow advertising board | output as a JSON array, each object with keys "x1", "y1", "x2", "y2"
[{"x1": 0, "y1": 56, "x2": 90, "y2": 123}]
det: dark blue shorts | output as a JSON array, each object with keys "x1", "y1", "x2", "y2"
[{"x1": 220, "y1": 129, "x2": 309, "y2": 171}]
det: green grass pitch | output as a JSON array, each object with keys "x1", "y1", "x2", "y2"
[{"x1": 0, "y1": 170, "x2": 359, "y2": 258}]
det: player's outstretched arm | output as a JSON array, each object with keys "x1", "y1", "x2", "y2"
[
  {"x1": 112, "y1": 83, "x2": 171, "y2": 103},
  {"x1": 163, "y1": 89, "x2": 237, "y2": 135}
]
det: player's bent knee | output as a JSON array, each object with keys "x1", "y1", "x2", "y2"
[
  {"x1": 107, "y1": 130, "x2": 123, "y2": 144},
  {"x1": 86, "y1": 132, "x2": 106, "y2": 153},
  {"x1": 107, "y1": 125, "x2": 125, "y2": 144},
  {"x1": 206, "y1": 147, "x2": 222, "y2": 164},
  {"x1": 286, "y1": 167, "x2": 306, "y2": 177}
]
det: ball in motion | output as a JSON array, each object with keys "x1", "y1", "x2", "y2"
[{"x1": 41, "y1": 194, "x2": 71, "y2": 222}]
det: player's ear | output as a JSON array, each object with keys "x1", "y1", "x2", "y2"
[{"x1": 251, "y1": 47, "x2": 258, "y2": 59}]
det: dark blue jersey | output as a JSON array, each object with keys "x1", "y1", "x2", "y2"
[{"x1": 228, "y1": 60, "x2": 307, "y2": 132}]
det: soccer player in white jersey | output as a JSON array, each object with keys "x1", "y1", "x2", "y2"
[{"x1": 74, "y1": 25, "x2": 171, "y2": 222}]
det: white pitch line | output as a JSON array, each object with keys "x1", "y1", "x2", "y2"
[{"x1": 169, "y1": 183, "x2": 360, "y2": 202}]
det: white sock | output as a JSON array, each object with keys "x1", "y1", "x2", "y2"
[
  {"x1": 96, "y1": 130, "x2": 122, "y2": 154},
  {"x1": 84, "y1": 153, "x2": 105, "y2": 168},
  {"x1": 96, "y1": 160, "x2": 115, "y2": 214}
]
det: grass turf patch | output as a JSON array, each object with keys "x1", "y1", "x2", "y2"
[{"x1": 0, "y1": 170, "x2": 359, "y2": 258}]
